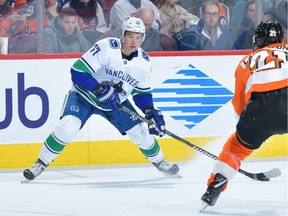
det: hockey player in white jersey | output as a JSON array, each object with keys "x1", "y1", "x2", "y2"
[{"x1": 23, "y1": 17, "x2": 179, "y2": 181}]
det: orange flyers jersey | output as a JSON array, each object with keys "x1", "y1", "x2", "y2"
[{"x1": 232, "y1": 43, "x2": 288, "y2": 116}]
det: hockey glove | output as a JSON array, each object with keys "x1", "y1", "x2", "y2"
[
  {"x1": 93, "y1": 83, "x2": 120, "y2": 111},
  {"x1": 145, "y1": 109, "x2": 165, "y2": 137}
]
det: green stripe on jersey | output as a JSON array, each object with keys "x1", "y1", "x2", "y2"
[{"x1": 72, "y1": 59, "x2": 93, "y2": 75}]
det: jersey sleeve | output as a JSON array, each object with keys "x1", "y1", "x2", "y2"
[
  {"x1": 70, "y1": 39, "x2": 111, "y2": 91},
  {"x1": 231, "y1": 56, "x2": 249, "y2": 116},
  {"x1": 132, "y1": 51, "x2": 154, "y2": 112}
]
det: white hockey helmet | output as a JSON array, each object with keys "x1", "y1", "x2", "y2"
[{"x1": 121, "y1": 16, "x2": 146, "y2": 44}]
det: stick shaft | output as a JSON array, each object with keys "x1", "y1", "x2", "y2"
[
  {"x1": 119, "y1": 103, "x2": 217, "y2": 159},
  {"x1": 117, "y1": 103, "x2": 276, "y2": 181}
]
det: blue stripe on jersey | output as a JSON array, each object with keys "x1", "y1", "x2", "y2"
[
  {"x1": 80, "y1": 57, "x2": 96, "y2": 74},
  {"x1": 135, "y1": 86, "x2": 151, "y2": 91}
]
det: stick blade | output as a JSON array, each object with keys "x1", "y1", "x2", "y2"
[
  {"x1": 239, "y1": 167, "x2": 281, "y2": 181},
  {"x1": 262, "y1": 168, "x2": 281, "y2": 180},
  {"x1": 257, "y1": 168, "x2": 282, "y2": 181}
]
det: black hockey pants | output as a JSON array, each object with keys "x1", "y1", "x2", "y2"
[{"x1": 236, "y1": 87, "x2": 287, "y2": 150}]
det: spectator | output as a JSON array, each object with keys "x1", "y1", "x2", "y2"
[
  {"x1": 13, "y1": 0, "x2": 27, "y2": 9},
  {"x1": 157, "y1": 0, "x2": 198, "y2": 37},
  {"x1": 230, "y1": 0, "x2": 272, "y2": 29},
  {"x1": 159, "y1": 32, "x2": 177, "y2": 51},
  {"x1": 13, "y1": 0, "x2": 37, "y2": 9},
  {"x1": 0, "y1": 0, "x2": 49, "y2": 39},
  {"x1": 182, "y1": 0, "x2": 233, "y2": 50},
  {"x1": 231, "y1": 0, "x2": 256, "y2": 49},
  {"x1": 63, "y1": 0, "x2": 107, "y2": 45},
  {"x1": 45, "y1": 0, "x2": 61, "y2": 22},
  {"x1": 3, "y1": 0, "x2": 44, "y2": 53},
  {"x1": 57, "y1": 0, "x2": 70, "y2": 8},
  {"x1": 99, "y1": 0, "x2": 116, "y2": 10},
  {"x1": 264, "y1": 0, "x2": 277, "y2": 10},
  {"x1": 231, "y1": 0, "x2": 273, "y2": 50},
  {"x1": 6, "y1": 0, "x2": 14, "y2": 7},
  {"x1": 98, "y1": 0, "x2": 116, "y2": 24},
  {"x1": 109, "y1": 6, "x2": 176, "y2": 51},
  {"x1": 198, "y1": 0, "x2": 230, "y2": 26},
  {"x1": 109, "y1": 0, "x2": 161, "y2": 31},
  {"x1": 229, "y1": 0, "x2": 245, "y2": 28},
  {"x1": 177, "y1": 0, "x2": 197, "y2": 12},
  {"x1": 8, "y1": 33, "x2": 37, "y2": 53},
  {"x1": 269, "y1": 0, "x2": 287, "y2": 30},
  {"x1": 44, "y1": 7, "x2": 91, "y2": 53},
  {"x1": 269, "y1": 0, "x2": 287, "y2": 43},
  {"x1": 0, "y1": 0, "x2": 14, "y2": 23}
]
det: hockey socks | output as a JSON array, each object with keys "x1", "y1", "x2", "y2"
[{"x1": 39, "y1": 132, "x2": 66, "y2": 165}]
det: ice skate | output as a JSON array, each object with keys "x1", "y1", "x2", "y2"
[
  {"x1": 200, "y1": 173, "x2": 227, "y2": 212},
  {"x1": 22, "y1": 159, "x2": 47, "y2": 183},
  {"x1": 152, "y1": 159, "x2": 180, "y2": 176}
]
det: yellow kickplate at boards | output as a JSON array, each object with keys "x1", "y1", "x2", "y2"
[
  {"x1": 0, "y1": 135, "x2": 286, "y2": 169},
  {"x1": 249, "y1": 134, "x2": 287, "y2": 158},
  {"x1": 0, "y1": 137, "x2": 216, "y2": 169}
]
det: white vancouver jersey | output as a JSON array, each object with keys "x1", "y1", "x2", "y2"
[{"x1": 71, "y1": 37, "x2": 152, "y2": 110}]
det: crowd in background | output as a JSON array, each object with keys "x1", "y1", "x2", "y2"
[{"x1": 0, "y1": 0, "x2": 287, "y2": 54}]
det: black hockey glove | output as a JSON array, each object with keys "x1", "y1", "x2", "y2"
[
  {"x1": 145, "y1": 109, "x2": 165, "y2": 137},
  {"x1": 93, "y1": 83, "x2": 120, "y2": 111}
]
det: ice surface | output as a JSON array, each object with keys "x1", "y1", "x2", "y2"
[
  {"x1": 0, "y1": 160, "x2": 287, "y2": 216},
  {"x1": 0, "y1": 140, "x2": 287, "y2": 216}
]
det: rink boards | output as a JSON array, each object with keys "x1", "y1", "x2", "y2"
[{"x1": 0, "y1": 51, "x2": 287, "y2": 169}]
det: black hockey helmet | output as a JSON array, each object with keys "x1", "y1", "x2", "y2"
[{"x1": 252, "y1": 20, "x2": 284, "y2": 50}]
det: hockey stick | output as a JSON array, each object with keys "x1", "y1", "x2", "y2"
[{"x1": 117, "y1": 103, "x2": 281, "y2": 181}]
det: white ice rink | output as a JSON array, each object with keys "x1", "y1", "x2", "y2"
[
  {"x1": 0, "y1": 140, "x2": 287, "y2": 216},
  {"x1": 0, "y1": 135, "x2": 288, "y2": 216}
]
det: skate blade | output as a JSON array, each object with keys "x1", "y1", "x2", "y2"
[
  {"x1": 199, "y1": 202, "x2": 209, "y2": 213},
  {"x1": 21, "y1": 178, "x2": 31, "y2": 183},
  {"x1": 164, "y1": 173, "x2": 182, "y2": 178}
]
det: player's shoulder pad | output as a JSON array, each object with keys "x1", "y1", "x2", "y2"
[
  {"x1": 141, "y1": 50, "x2": 150, "y2": 62},
  {"x1": 107, "y1": 38, "x2": 120, "y2": 49}
]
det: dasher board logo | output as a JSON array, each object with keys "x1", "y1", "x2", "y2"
[{"x1": 153, "y1": 64, "x2": 233, "y2": 129}]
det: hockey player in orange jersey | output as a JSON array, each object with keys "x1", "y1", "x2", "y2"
[{"x1": 200, "y1": 20, "x2": 287, "y2": 211}]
